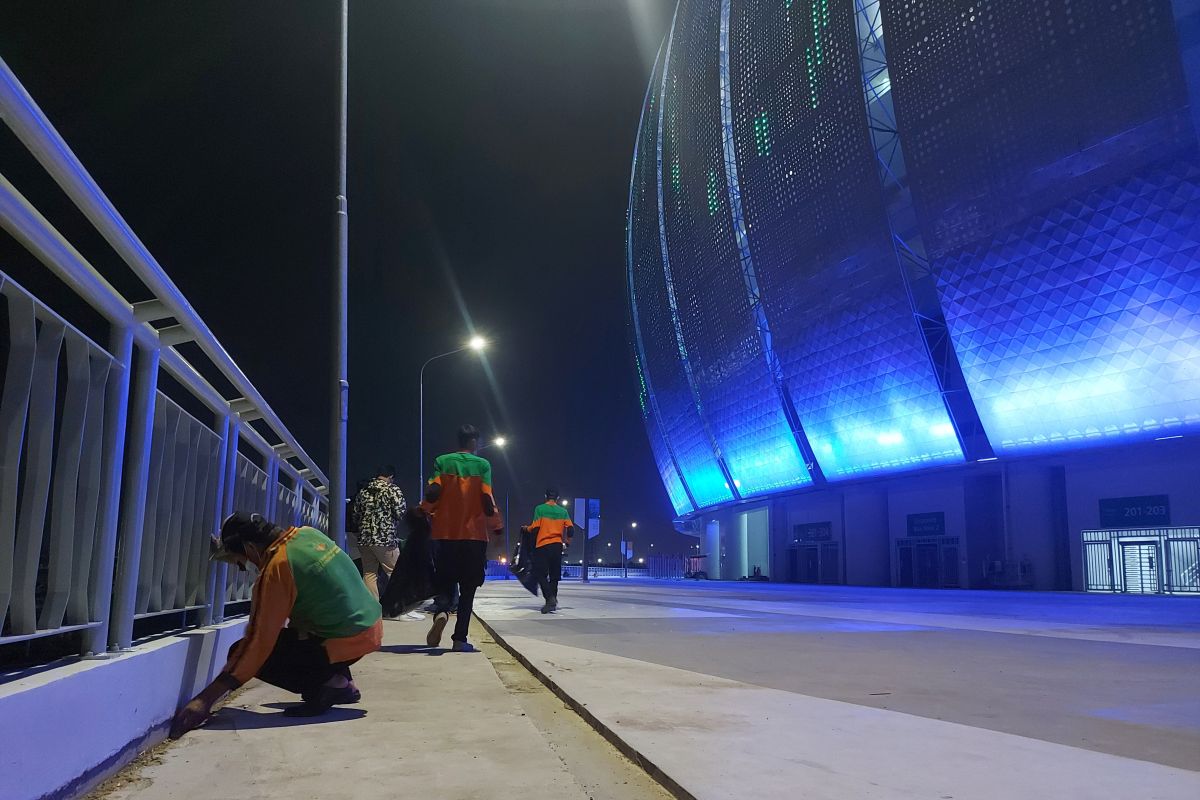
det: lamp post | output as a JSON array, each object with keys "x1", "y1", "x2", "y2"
[
  {"x1": 418, "y1": 336, "x2": 487, "y2": 490},
  {"x1": 477, "y1": 435, "x2": 508, "y2": 565},
  {"x1": 623, "y1": 521, "x2": 637, "y2": 578},
  {"x1": 329, "y1": 0, "x2": 349, "y2": 549}
]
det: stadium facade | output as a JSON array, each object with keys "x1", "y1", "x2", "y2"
[{"x1": 626, "y1": 0, "x2": 1200, "y2": 591}]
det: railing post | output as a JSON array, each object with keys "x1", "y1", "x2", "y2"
[
  {"x1": 201, "y1": 413, "x2": 232, "y2": 626},
  {"x1": 211, "y1": 419, "x2": 239, "y2": 623},
  {"x1": 108, "y1": 343, "x2": 160, "y2": 651},
  {"x1": 83, "y1": 327, "x2": 133, "y2": 657},
  {"x1": 264, "y1": 454, "x2": 279, "y2": 521}
]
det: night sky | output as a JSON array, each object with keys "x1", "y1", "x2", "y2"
[{"x1": 0, "y1": 1, "x2": 690, "y2": 555}]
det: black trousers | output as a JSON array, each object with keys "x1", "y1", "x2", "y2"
[
  {"x1": 232, "y1": 628, "x2": 356, "y2": 696},
  {"x1": 532, "y1": 542, "x2": 563, "y2": 600},
  {"x1": 432, "y1": 540, "x2": 487, "y2": 642}
]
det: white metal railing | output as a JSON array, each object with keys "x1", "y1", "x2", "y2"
[{"x1": 0, "y1": 56, "x2": 332, "y2": 659}]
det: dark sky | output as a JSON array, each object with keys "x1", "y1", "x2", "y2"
[{"x1": 0, "y1": 0, "x2": 689, "y2": 553}]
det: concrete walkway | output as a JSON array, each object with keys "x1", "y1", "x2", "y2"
[
  {"x1": 475, "y1": 580, "x2": 1200, "y2": 800},
  {"x1": 90, "y1": 619, "x2": 601, "y2": 800}
]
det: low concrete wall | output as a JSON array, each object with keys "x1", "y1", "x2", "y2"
[{"x1": 0, "y1": 618, "x2": 247, "y2": 800}]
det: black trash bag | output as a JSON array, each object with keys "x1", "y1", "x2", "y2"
[
  {"x1": 380, "y1": 509, "x2": 437, "y2": 617},
  {"x1": 509, "y1": 526, "x2": 540, "y2": 596}
]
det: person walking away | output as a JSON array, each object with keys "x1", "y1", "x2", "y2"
[
  {"x1": 351, "y1": 466, "x2": 417, "y2": 620},
  {"x1": 528, "y1": 488, "x2": 574, "y2": 613},
  {"x1": 170, "y1": 512, "x2": 383, "y2": 736},
  {"x1": 420, "y1": 424, "x2": 504, "y2": 652}
]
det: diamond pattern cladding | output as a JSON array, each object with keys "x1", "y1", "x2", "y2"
[{"x1": 884, "y1": 0, "x2": 1200, "y2": 451}]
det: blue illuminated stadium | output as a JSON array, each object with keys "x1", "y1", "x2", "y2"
[{"x1": 627, "y1": 0, "x2": 1200, "y2": 516}]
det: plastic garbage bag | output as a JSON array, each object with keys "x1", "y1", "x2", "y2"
[
  {"x1": 509, "y1": 526, "x2": 539, "y2": 596},
  {"x1": 380, "y1": 509, "x2": 437, "y2": 616}
]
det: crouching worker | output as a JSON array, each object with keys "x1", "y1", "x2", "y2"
[{"x1": 170, "y1": 512, "x2": 383, "y2": 738}]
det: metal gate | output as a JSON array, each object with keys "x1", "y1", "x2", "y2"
[
  {"x1": 1120, "y1": 542, "x2": 1160, "y2": 594},
  {"x1": 1082, "y1": 528, "x2": 1200, "y2": 594},
  {"x1": 1167, "y1": 538, "x2": 1200, "y2": 593}
]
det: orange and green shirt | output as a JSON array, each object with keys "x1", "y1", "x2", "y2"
[
  {"x1": 528, "y1": 500, "x2": 575, "y2": 548},
  {"x1": 421, "y1": 451, "x2": 503, "y2": 541},
  {"x1": 219, "y1": 526, "x2": 383, "y2": 686}
]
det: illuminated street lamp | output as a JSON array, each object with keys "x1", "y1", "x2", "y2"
[
  {"x1": 623, "y1": 521, "x2": 637, "y2": 578},
  {"x1": 418, "y1": 336, "x2": 490, "y2": 489}
]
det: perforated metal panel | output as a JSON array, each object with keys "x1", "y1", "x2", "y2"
[
  {"x1": 727, "y1": 0, "x2": 962, "y2": 478},
  {"x1": 630, "y1": 20, "x2": 735, "y2": 509},
  {"x1": 884, "y1": 0, "x2": 1200, "y2": 451},
  {"x1": 630, "y1": 42, "x2": 696, "y2": 518},
  {"x1": 661, "y1": 0, "x2": 810, "y2": 497}
]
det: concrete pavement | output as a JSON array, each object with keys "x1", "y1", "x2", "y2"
[
  {"x1": 89, "y1": 616, "x2": 667, "y2": 800},
  {"x1": 475, "y1": 579, "x2": 1200, "y2": 800}
]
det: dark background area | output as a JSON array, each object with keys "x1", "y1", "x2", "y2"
[{"x1": 0, "y1": 0, "x2": 693, "y2": 556}]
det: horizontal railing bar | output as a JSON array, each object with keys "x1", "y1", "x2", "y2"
[
  {"x1": 0, "y1": 56, "x2": 329, "y2": 491},
  {"x1": 0, "y1": 175, "x2": 329, "y2": 500},
  {"x1": 0, "y1": 621, "x2": 103, "y2": 645},
  {"x1": 132, "y1": 604, "x2": 208, "y2": 620},
  {"x1": 0, "y1": 172, "x2": 146, "y2": 347}
]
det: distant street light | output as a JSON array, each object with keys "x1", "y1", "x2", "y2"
[
  {"x1": 418, "y1": 337, "x2": 490, "y2": 489},
  {"x1": 623, "y1": 521, "x2": 637, "y2": 578},
  {"x1": 479, "y1": 435, "x2": 507, "y2": 453}
]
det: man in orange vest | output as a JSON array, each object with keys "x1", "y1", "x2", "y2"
[
  {"x1": 419, "y1": 424, "x2": 504, "y2": 651},
  {"x1": 527, "y1": 488, "x2": 575, "y2": 614}
]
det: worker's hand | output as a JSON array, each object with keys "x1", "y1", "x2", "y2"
[{"x1": 169, "y1": 696, "x2": 213, "y2": 739}]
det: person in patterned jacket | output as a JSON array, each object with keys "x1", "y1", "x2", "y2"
[{"x1": 350, "y1": 465, "x2": 407, "y2": 600}]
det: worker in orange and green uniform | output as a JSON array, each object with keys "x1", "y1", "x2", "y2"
[
  {"x1": 528, "y1": 488, "x2": 575, "y2": 613},
  {"x1": 420, "y1": 424, "x2": 504, "y2": 652},
  {"x1": 170, "y1": 512, "x2": 383, "y2": 737}
]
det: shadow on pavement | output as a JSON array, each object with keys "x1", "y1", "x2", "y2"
[
  {"x1": 205, "y1": 705, "x2": 366, "y2": 730},
  {"x1": 378, "y1": 644, "x2": 448, "y2": 656}
]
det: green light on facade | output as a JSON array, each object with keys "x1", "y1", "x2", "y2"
[
  {"x1": 707, "y1": 169, "x2": 721, "y2": 215},
  {"x1": 804, "y1": 0, "x2": 832, "y2": 108},
  {"x1": 754, "y1": 110, "x2": 771, "y2": 156}
]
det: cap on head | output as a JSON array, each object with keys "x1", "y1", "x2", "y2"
[{"x1": 211, "y1": 512, "x2": 275, "y2": 565}]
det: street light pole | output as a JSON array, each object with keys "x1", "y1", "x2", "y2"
[
  {"x1": 418, "y1": 337, "x2": 486, "y2": 490},
  {"x1": 329, "y1": 0, "x2": 349, "y2": 549},
  {"x1": 623, "y1": 521, "x2": 637, "y2": 579}
]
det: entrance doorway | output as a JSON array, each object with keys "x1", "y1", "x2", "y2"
[
  {"x1": 1121, "y1": 542, "x2": 1160, "y2": 594},
  {"x1": 896, "y1": 537, "x2": 960, "y2": 588},
  {"x1": 792, "y1": 542, "x2": 841, "y2": 584}
]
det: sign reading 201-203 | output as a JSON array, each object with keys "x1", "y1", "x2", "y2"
[{"x1": 1098, "y1": 495, "x2": 1170, "y2": 528}]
